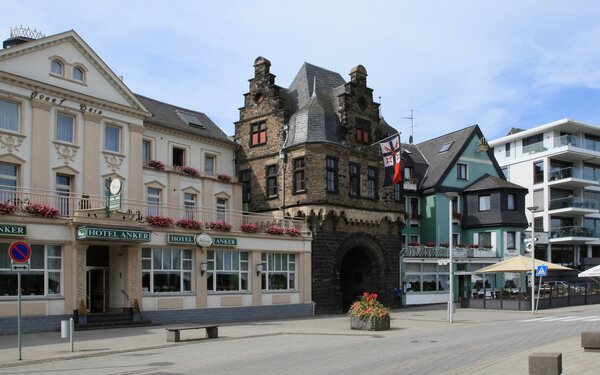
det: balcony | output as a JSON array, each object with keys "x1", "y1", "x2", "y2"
[
  {"x1": 403, "y1": 179, "x2": 418, "y2": 191},
  {"x1": 549, "y1": 226, "x2": 598, "y2": 244},
  {"x1": 547, "y1": 197, "x2": 599, "y2": 216},
  {"x1": 523, "y1": 141, "x2": 547, "y2": 155},
  {"x1": 0, "y1": 186, "x2": 308, "y2": 235},
  {"x1": 548, "y1": 166, "x2": 600, "y2": 189},
  {"x1": 402, "y1": 245, "x2": 497, "y2": 259},
  {"x1": 550, "y1": 134, "x2": 600, "y2": 163}
]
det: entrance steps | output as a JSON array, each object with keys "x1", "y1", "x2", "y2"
[{"x1": 76, "y1": 311, "x2": 153, "y2": 331}]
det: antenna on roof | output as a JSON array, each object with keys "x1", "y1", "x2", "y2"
[
  {"x1": 402, "y1": 109, "x2": 416, "y2": 144},
  {"x1": 378, "y1": 96, "x2": 382, "y2": 117}
]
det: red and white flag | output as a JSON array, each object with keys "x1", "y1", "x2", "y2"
[{"x1": 380, "y1": 134, "x2": 402, "y2": 186}]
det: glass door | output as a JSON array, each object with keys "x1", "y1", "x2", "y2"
[{"x1": 86, "y1": 267, "x2": 109, "y2": 313}]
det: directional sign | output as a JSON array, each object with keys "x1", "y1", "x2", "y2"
[
  {"x1": 536, "y1": 265, "x2": 548, "y2": 277},
  {"x1": 11, "y1": 263, "x2": 30, "y2": 271},
  {"x1": 8, "y1": 241, "x2": 31, "y2": 263}
]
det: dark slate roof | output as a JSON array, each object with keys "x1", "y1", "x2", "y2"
[
  {"x1": 507, "y1": 127, "x2": 525, "y2": 136},
  {"x1": 135, "y1": 94, "x2": 234, "y2": 145},
  {"x1": 415, "y1": 125, "x2": 479, "y2": 190},
  {"x1": 284, "y1": 63, "x2": 346, "y2": 148},
  {"x1": 464, "y1": 173, "x2": 528, "y2": 192}
]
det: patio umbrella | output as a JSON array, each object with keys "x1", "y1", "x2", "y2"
[
  {"x1": 476, "y1": 255, "x2": 572, "y2": 273},
  {"x1": 578, "y1": 264, "x2": 600, "y2": 278}
]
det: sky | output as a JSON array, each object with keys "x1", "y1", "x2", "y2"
[{"x1": 2, "y1": 0, "x2": 600, "y2": 143}]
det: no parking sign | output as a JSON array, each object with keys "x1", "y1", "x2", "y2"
[{"x1": 9, "y1": 241, "x2": 31, "y2": 263}]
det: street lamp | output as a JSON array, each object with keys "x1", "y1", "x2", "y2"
[
  {"x1": 444, "y1": 191, "x2": 458, "y2": 323},
  {"x1": 527, "y1": 205, "x2": 539, "y2": 315}
]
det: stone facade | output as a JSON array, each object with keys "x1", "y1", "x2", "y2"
[{"x1": 235, "y1": 57, "x2": 405, "y2": 314}]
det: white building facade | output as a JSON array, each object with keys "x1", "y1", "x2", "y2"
[{"x1": 490, "y1": 119, "x2": 600, "y2": 270}]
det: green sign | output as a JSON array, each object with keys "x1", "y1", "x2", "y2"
[
  {"x1": 77, "y1": 226, "x2": 151, "y2": 242},
  {"x1": 167, "y1": 233, "x2": 196, "y2": 244},
  {"x1": 212, "y1": 237, "x2": 237, "y2": 247},
  {"x1": 107, "y1": 194, "x2": 121, "y2": 211},
  {"x1": 0, "y1": 224, "x2": 27, "y2": 236}
]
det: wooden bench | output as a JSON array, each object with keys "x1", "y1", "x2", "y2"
[{"x1": 166, "y1": 325, "x2": 219, "y2": 342}]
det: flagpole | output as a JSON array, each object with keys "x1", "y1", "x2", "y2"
[{"x1": 368, "y1": 132, "x2": 401, "y2": 148}]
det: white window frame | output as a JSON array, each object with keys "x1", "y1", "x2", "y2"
[
  {"x1": 104, "y1": 124, "x2": 121, "y2": 153},
  {"x1": 51, "y1": 59, "x2": 64, "y2": 76},
  {"x1": 507, "y1": 193, "x2": 516, "y2": 210},
  {"x1": 204, "y1": 154, "x2": 216, "y2": 175},
  {"x1": 171, "y1": 145, "x2": 187, "y2": 167},
  {"x1": 183, "y1": 192, "x2": 196, "y2": 220},
  {"x1": 0, "y1": 99, "x2": 19, "y2": 132},
  {"x1": 216, "y1": 197, "x2": 228, "y2": 222},
  {"x1": 260, "y1": 253, "x2": 296, "y2": 291},
  {"x1": 206, "y1": 250, "x2": 249, "y2": 292},
  {"x1": 147, "y1": 187, "x2": 161, "y2": 216},
  {"x1": 479, "y1": 195, "x2": 491, "y2": 211},
  {"x1": 141, "y1": 248, "x2": 193, "y2": 294},
  {"x1": 0, "y1": 243, "x2": 62, "y2": 296},
  {"x1": 142, "y1": 138, "x2": 153, "y2": 166},
  {"x1": 56, "y1": 112, "x2": 75, "y2": 144},
  {"x1": 405, "y1": 262, "x2": 449, "y2": 293}
]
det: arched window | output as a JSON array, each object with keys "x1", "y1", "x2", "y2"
[
  {"x1": 51, "y1": 60, "x2": 63, "y2": 75},
  {"x1": 73, "y1": 67, "x2": 84, "y2": 81}
]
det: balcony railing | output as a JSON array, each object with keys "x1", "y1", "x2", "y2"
[
  {"x1": 548, "y1": 196, "x2": 598, "y2": 210},
  {"x1": 553, "y1": 134, "x2": 600, "y2": 153},
  {"x1": 0, "y1": 186, "x2": 308, "y2": 234},
  {"x1": 550, "y1": 226, "x2": 597, "y2": 239},
  {"x1": 402, "y1": 246, "x2": 497, "y2": 258},
  {"x1": 523, "y1": 141, "x2": 547, "y2": 154}
]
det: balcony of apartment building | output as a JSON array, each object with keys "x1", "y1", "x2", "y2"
[
  {"x1": 549, "y1": 134, "x2": 600, "y2": 163},
  {"x1": 547, "y1": 196, "x2": 599, "y2": 216},
  {"x1": 549, "y1": 225, "x2": 599, "y2": 244},
  {"x1": 403, "y1": 178, "x2": 418, "y2": 191},
  {"x1": 0, "y1": 186, "x2": 309, "y2": 235},
  {"x1": 547, "y1": 165, "x2": 600, "y2": 189},
  {"x1": 402, "y1": 243, "x2": 499, "y2": 259}
]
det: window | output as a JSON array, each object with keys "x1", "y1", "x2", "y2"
[
  {"x1": 349, "y1": 163, "x2": 360, "y2": 197},
  {"x1": 204, "y1": 155, "x2": 215, "y2": 175},
  {"x1": 73, "y1": 67, "x2": 84, "y2": 81},
  {"x1": 293, "y1": 157, "x2": 306, "y2": 193},
  {"x1": 405, "y1": 262, "x2": 449, "y2": 293},
  {"x1": 105, "y1": 125, "x2": 120, "y2": 152},
  {"x1": 250, "y1": 121, "x2": 267, "y2": 146},
  {"x1": 505, "y1": 143, "x2": 511, "y2": 157},
  {"x1": 260, "y1": 253, "x2": 296, "y2": 290},
  {"x1": 172, "y1": 147, "x2": 185, "y2": 167},
  {"x1": 393, "y1": 183, "x2": 401, "y2": 201},
  {"x1": 184, "y1": 193, "x2": 196, "y2": 219},
  {"x1": 355, "y1": 119, "x2": 370, "y2": 145},
  {"x1": 206, "y1": 250, "x2": 249, "y2": 291},
  {"x1": 147, "y1": 187, "x2": 161, "y2": 216},
  {"x1": 266, "y1": 164, "x2": 278, "y2": 198},
  {"x1": 507, "y1": 193, "x2": 516, "y2": 210},
  {"x1": 404, "y1": 167, "x2": 413, "y2": 180},
  {"x1": 533, "y1": 189, "x2": 544, "y2": 211},
  {"x1": 410, "y1": 197, "x2": 420, "y2": 221},
  {"x1": 51, "y1": 59, "x2": 63, "y2": 75},
  {"x1": 439, "y1": 141, "x2": 453, "y2": 153},
  {"x1": 0, "y1": 243, "x2": 62, "y2": 296},
  {"x1": 522, "y1": 134, "x2": 543, "y2": 153},
  {"x1": 142, "y1": 248, "x2": 192, "y2": 293},
  {"x1": 56, "y1": 113, "x2": 74, "y2": 143},
  {"x1": 216, "y1": 197, "x2": 227, "y2": 222},
  {"x1": 478, "y1": 232, "x2": 492, "y2": 247},
  {"x1": 0, "y1": 162, "x2": 18, "y2": 198},
  {"x1": 56, "y1": 174, "x2": 71, "y2": 216},
  {"x1": 367, "y1": 166, "x2": 378, "y2": 198},
  {"x1": 479, "y1": 195, "x2": 491, "y2": 211},
  {"x1": 142, "y1": 139, "x2": 152, "y2": 166},
  {"x1": 533, "y1": 160, "x2": 544, "y2": 184},
  {"x1": 239, "y1": 169, "x2": 251, "y2": 204},
  {"x1": 501, "y1": 166, "x2": 509, "y2": 179},
  {"x1": 326, "y1": 156, "x2": 338, "y2": 193},
  {"x1": 457, "y1": 163, "x2": 468, "y2": 180},
  {"x1": 0, "y1": 99, "x2": 19, "y2": 132},
  {"x1": 506, "y1": 232, "x2": 516, "y2": 249}
]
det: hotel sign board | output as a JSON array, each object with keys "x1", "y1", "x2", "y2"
[
  {"x1": 77, "y1": 226, "x2": 151, "y2": 242},
  {"x1": 167, "y1": 233, "x2": 196, "y2": 245},
  {"x1": 0, "y1": 224, "x2": 27, "y2": 236},
  {"x1": 212, "y1": 237, "x2": 237, "y2": 247}
]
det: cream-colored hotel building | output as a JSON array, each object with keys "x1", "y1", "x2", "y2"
[{"x1": 0, "y1": 28, "x2": 311, "y2": 333}]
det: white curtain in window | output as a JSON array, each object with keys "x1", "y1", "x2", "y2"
[
  {"x1": 0, "y1": 100, "x2": 18, "y2": 131},
  {"x1": 105, "y1": 126, "x2": 120, "y2": 152},
  {"x1": 57, "y1": 114, "x2": 73, "y2": 142}
]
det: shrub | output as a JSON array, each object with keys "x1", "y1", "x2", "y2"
[
  {"x1": 240, "y1": 223, "x2": 259, "y2": 233},
  {"x1": 145, "y1": 215, "x2": 174, "y2": 227},
  {"x1": 176, "y1": 218, "x2": 202, "y2": 230},
  {"x1": 209, "y1": 221, "x2": 232, "y2": 231},
  {"x1": 24, "y1": 202, "x2": 60, "y2": 218}
]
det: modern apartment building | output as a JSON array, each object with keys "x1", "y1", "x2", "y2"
[{"x1": 489, "y1": 119, "x2": 600, "y2": 271}]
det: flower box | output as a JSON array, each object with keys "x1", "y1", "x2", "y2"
[
  {"x1": 423, "y1": 241, "x2": 436, "y2": 248},
  {"x1": 24, "y1": 202, "x2": 60, "y2": 218},
  {"x1": 145, "y1": 215, "x2": 174, "y2": 227},
  {"x1": 217, "y1": 174, "x2": 232, "y2": 182},
  {"x1": 240, "y1": 223, "x2": 259, "y2": 233},
  {"x1": 209, "y1": 221, "x2": 232, "y2": 232},
  {"x1": 348, "y1": 292, "x2": 390, "y2": 331},
  {"x1": 0, "y1": 201, "x2": 18, "y2": 215},
  {"x1": 175, "y1": 218, "x2": 203, "y2": 230},
  {"x1": 147, "y1": 160, "x2": 165, "y2": 170},
  {"x1": 177, "y1": 166, "x2": 200, "y2": 177},
  {"x1": 350, "y1": 315, "x2": 391, "y2": 331},
  {"x1": 266, "y1": 225, "x2": 284, "y2": 235},
  {"x1": 285, "y1": 227, "x2": 301, "y2": 236}
]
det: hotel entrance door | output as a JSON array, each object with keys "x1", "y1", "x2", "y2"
[{"x1": 86, "y1": 246, "x2": 109, "y2": 313}]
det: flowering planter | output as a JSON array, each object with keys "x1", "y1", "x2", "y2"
[{"x1": 350, "y1": 316, "x2": 390, "y2": 331}]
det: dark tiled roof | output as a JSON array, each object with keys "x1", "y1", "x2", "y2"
[
  {"x1": 284, "y1": 63, "x2": 346, "y2": 147},
  {"x1": 507, "y1": 127, "x2": 525, "y2": 136},
  {"x1": 136, "y1": 94, "x2": 234, "y2": 145},
  {"x1": 415, "y1": 125, "x2": 479, "y2": 190},
  {"x1": 464, "y1": 173, "x2": 528, "y2": 192}
]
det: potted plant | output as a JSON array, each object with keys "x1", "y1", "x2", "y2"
[
  {"x1": 77, "y1": 299, "x2": 87, "y2": 325},
  {"x1": 217, "y1": 174, "x2": 232, "y2": 182},
  {"x1": 132, "y1": 299, "x2": 142, "y2": 321},
  {"x1": 209, "y1": 221, "x2": 232, "y2": 231},
  {"x1": 266, "y1": 225, "x2": 284, "y2": 235},
  {"x1": 423, "y1": 241, "x2": 435, "y2": 248},
  {"x1": 176, "y1": 218, "x2": 203, "y2": 230},
  {"x1": 285, "y1": 226, "x2": 301, "y2": 236},
  {"x1": 241, "y1": 223, "x2": 259, "y2": 233},
  {"x1": 24, "y1": 202, "x2": 60, "y2": 218},
  {"x1": 177, "y1": 166, "x2": 200, "y2": 177},
  {"x1": 348, "y1": 292, "x2": 390, "y2": 331},
  {"x1": 147, "y1": 160, "x2": 165, "y2": 170},
  {"x1": 146, "y1": 215, "x2": 174, "y2": 227}
]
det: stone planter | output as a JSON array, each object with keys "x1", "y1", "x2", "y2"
[{"x1": 350, "y1": 316, "x2": 390, "y2": 331}]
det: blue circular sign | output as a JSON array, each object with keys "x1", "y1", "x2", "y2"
[{"x1": 9, "y1": 241, "x2": 31, "y2": 263}]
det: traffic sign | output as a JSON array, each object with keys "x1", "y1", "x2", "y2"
[
  {"x1": 11, "y1": 263, "x2": 30, "y2": 271},
  {"x1": 8, "y1": 241, "x2": 31, "y2": 263},
  {"x1": 536, "y1": 265, "x2": 548, "y2": 277}
]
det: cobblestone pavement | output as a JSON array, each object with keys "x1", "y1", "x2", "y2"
[{"x1": 0, "y1": 305, "x2": 598, "y2": 374}]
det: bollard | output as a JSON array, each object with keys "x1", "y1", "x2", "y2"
[
  {"x1": 529, "y1": 352, "x2": 562, "y2": 375},
  {"x1": 61, "y1": 320, "x2": 70, "y2": 339}
]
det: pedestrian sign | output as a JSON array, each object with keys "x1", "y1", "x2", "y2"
[{"x1": 536, "y1": 265, "x2": 548, "y2": 277}]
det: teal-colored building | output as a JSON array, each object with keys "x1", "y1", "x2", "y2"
[{"x1": 400, "y1": 125, "x2": 528, "y2": 305}]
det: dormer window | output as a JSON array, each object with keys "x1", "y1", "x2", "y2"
[
  {"x1": 51, "y1": 60, "x2": 63, "y2": 75},
  {"x1": 439, "y1": 141, "x2": 453, "y2": 153},
  {"x1": 176, "y1": 110, "x2": 205, "y2": 129},
  {"x1": 73, "y1": 67, "x2": 84, "y2": 81}
]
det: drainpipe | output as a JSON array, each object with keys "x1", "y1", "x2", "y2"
[{"x1": 280, "y1": 124, "x2": 289, "y2": 220}]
